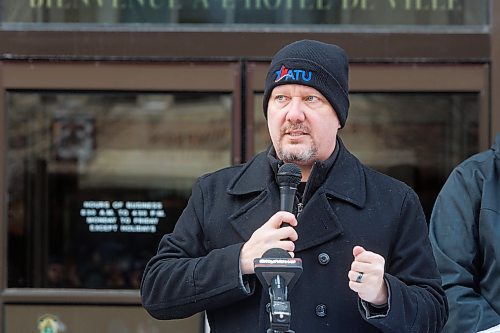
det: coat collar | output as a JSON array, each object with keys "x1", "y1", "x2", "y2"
[
  {"x1": 322, "y1": 138, "x2": 367, "y2": 208},
  {"x1": 226, "y1": 149, "x2": 273, "y2": 195},
  {"x1": 493, "y1": 133, "x2": 500, "y2": 156},
  {"x1": 227, "y1": 138, "x2": 366, "y2": 209}
]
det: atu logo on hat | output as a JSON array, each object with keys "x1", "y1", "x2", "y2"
[{"x1": 274, "y1": 65, "x2": 312, "y2": 83}]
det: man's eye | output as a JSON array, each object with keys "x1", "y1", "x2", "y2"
[
  {"x1": 306, "y1": 96, "x2": 318, "y2": 102},
  {"x1": 275, "y1": 95, "x2": 287, "y2": 101}
]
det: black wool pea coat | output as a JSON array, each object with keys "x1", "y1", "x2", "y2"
[{"x1": 141, "y1": 140, "x2": 448, "y2": 333}]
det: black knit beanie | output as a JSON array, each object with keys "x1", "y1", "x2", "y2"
[{"x1": 263, "y1": 40, "x2": 350, "y2": 128}]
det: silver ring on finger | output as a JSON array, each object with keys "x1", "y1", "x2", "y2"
[{"x1": 355, "y1": 272, "x2": 364, "y2": 283}]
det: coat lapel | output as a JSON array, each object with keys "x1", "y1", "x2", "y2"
[
  {"x1": 294, "y1": 189, "x2": 344, "y2": 252},
  {"x1": 228, "y1": 190, "x2": 281, "y2": 242},
  {"x1": 227, "y1": 152, "x2": 279, "y2": 241}
]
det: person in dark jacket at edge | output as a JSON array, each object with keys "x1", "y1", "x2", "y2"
[
  {"x1": 140, "y1": 39, "x2": 448, "y2": 333},
  {"x1": 429, "y1": 133, "x2": 500, "y2": 333}
]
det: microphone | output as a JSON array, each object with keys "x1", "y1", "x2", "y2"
[
  {"x1": 254, "y1": 248, "x2": 303, "y2": 333},
  {"x1": 254, "y1": 164, "x2": 302, "y2": 332},
  {"x1": 277, "y1": 163, "x2": 302, "y2": 225}
]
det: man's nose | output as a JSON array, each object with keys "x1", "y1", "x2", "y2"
[{"x1": 286, "y1": 98, "x2": 305, "y2": 122}]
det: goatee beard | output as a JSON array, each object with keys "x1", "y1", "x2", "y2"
[
  {"x1": 278, "y1": 123, "x2": 317, "y2": 164},
  {"x1": 278, "y1": 144, "x2": 318, "y2": 164}
]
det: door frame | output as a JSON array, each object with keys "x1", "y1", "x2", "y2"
[{"x1": 0, "y1": 60, "x2": 242, "y2": 306}]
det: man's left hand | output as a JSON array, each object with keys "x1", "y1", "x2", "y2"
[{"x1": 348, "y1": 246, "x2": 388, "y2": 306}]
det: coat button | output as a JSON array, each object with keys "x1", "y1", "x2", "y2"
[
  {"x1": 316, "y1": 304, "x2": 327, "y2": 317},
  {"x1": 318, "y1": 252, "x2": 330, "y2": 265}
]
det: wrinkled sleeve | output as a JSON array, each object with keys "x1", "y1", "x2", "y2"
[
  {"x1": 140, "y1": 178, "x2": 254, "y2": 320},
  {"x1": 361, "y1": 188, "x2": 448, "y2": 333},
  {"x1": 429, "y1": 168, "x2": 499, "y2": 332}
]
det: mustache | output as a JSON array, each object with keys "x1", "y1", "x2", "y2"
[{"x1": 281, "y1": 124, "x2": 310, "y2": 135}]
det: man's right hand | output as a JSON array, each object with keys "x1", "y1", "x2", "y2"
[{"x1": 239, "y1": 211, "x2": 298, "y2": 275}]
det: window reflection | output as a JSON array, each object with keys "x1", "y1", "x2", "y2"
[
  {"x1": 254, "y1": 92, "x2": 479, "y2": 218},
  {"x1": 7, "y1": 91, "x2": 232, "y2": 288}
]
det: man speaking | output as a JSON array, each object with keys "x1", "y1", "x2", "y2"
[{"x1": 140, "y1": 40, "x2": 448, "y2": 332}]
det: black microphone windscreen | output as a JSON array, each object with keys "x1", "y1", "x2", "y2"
[
  {"x1": 262, "y1": 248, "x2": 291, "y2": 259},
  {"x1": 277, "y1": 163, "x2": 302, "y2": 187}
]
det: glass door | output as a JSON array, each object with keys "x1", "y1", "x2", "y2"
[{"x1": 1, "y1": 61, "x2": 240, "y2": 332}]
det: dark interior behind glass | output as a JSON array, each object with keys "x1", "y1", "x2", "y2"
[{"x1": 7, "y1": 91, "x2": 232, "y2": 288}]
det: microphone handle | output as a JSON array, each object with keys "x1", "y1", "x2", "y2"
[
  {"x1": 280, "y1": 186, "x2": 297, "y2": 227},
  {"x1": 280, "y1": 185, "x2": 297, "y2": 212}
]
